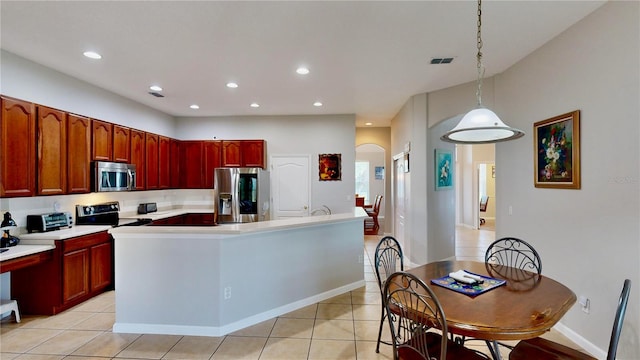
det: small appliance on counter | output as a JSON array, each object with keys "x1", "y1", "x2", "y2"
[
  {"x1": 1, "y1": 212, "x2": 20, "y2": 248},
  {"x1": 26, "y1": 212, "x2": 73, "y2": 233},
  {"x1": 137, "y1": 202, "x2": 157, "y2": 214}
]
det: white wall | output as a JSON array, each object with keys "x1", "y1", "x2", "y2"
[
  {"x1": 1, "y1": 50, "x2": 175, "y2": 137},
  {"x1": 492, "y1": 2, "x2": 639, "y2": 357},
  {"x1": 175, "y1": 115, "x2": 356, "y2": 215}
]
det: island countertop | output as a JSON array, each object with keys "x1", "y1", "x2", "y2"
[{"x1": 110, "y1": 207, "x2": 368, "y2": 236}]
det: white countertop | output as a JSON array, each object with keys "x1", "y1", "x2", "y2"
[
  {"x1": 0, "y1": 244, "x2": 55, "y2": 262},
  {"x1": 17, "y1": 225, "x2": 112, "y2": 244},
  {"x1": 110, "y1": 207, "x2": 368, "y2": 236}
]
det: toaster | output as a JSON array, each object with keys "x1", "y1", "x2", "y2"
[
  {"x1": 137, "y1": 202, "x2": 158, "y2": 214},
  {"x1": 26, "y1": 212, "x2": 73, "y2": 233}
]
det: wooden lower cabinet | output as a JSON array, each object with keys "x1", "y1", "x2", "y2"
[
  {"x1": 11, "y1": 231, "x2": 113, "y2": 315},
  {"x1": 63, "y1": 248, "x2": 90, "y2": 303},
  {"x1": 150, "y1": 213, "x2": 215, "y2": 226}
]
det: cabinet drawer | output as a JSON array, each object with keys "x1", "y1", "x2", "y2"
[{"x1": 62, "y1": 231, "x2": 109, "y2": 253}]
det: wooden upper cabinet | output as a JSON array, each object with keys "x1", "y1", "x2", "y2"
[
  {"x1": 130, "y1": 129, "x2": 145, "y2": 190},
  {"x1": 203, "y1": 140, "x2": 221, "y2": 188},
  {"x1": 145, "y1": 133, "x2": 159, "y2": 189},
  {"x1": 92, "y1": 119, "x2": 113, "y2": 161},
  {"x1": 1, "y1": 97, "x2": 36, "y2": 197},
  {"x1": 113, "y1": 125, "x2": 130, "y2": 163},
  {"x1": 180, "y1": 141, "x2": 204, "y2": 188},
  {"x1": 221, "y1": 140, "x2": 242, "y2": 167},
  {"x1": 158, "y1": 136, "x2": 170, "y2": 189},
  {"x1": 169, "y1": 139, "x2": 181, "y2": 188},
  {"x1": 37, "y1": 106, "x2": 67, "y2": 196},
  {"x1": 242, "y1": 140, "x2": 266, "y2": 168},
  {"x1": 67, "y1": 114, "x2": 91, "y2": 194}
]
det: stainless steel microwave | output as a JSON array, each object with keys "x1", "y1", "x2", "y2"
[{"x1": 92, "y1": 161, "x2": 136, "y2": 192}]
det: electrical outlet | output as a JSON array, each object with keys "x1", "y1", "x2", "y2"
[
  {"x1": 224, "y1": 287, "x2": 232, "y2": 300},
  {"x1": 579, "y1": 295, "x2": 590, "y2": 314}
]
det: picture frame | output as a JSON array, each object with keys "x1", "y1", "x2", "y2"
[
  {"x1": 319, "y1": 153, "x2": 341, "y2": 181},
  {"x1": 375, "y1": 166, "x2": 385, "y2": 180},
  {"x1": 534, "y1": 110, "x2": 580, "y2": 189},
  {"x1": 435, "y1": 149, "x2": 453, "y2": 191}
]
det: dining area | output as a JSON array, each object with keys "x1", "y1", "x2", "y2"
[{"x1": 372, "y1": 235, "x2": 631, "y2": 360}]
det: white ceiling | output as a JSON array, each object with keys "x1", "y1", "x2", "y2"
[{"x1": 1, "y1": 1, "x2": 605, "y2": 127}]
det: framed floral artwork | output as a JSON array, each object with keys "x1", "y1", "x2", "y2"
[
  {"x1": 435, "y1": 149, "x2": 453, "y2": 191},
  {"x1": 319, "y1": 153, "x2": 341, "y2": 181},
  {"x1": 534, "y1": 110, "x2": 580, "y2": 189}
]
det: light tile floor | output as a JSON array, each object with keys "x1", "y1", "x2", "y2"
[{"x1": 0, "y1": 227, "x2": 581, "y2": 359}]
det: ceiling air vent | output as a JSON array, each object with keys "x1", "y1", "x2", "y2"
[
  {"x1": 148, "y1": 91, "x2": 165, "y2": 98},
  {"x1": 430, "y1": 57, "x2": 454, "y2": 64}
]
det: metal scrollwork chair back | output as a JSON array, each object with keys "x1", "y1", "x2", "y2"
[
  {"x1": 374, "y1": 236, "x2": 404, "y2": 353},
  {"x1": 485, "y1": 237, "x2": 542, "y2": 275},
  {"x1": 383, "y1": 272, "x2": 490, "y2": 360}
]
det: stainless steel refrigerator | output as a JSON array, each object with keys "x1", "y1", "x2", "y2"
[{"x1": 214, "y1": 167, "x2": 270, "y2": 223}]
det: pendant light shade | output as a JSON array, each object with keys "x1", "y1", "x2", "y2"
[
  {"x1": 442, "y1": 107, "x2": 525, "y2": 144},
  {"x1": 441, "y1": 0, "x2": 524, "y2": 144}
]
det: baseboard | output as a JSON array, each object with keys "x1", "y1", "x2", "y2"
[{"x1": 554, "y1": 322, "x2": 605, "y2": 359}]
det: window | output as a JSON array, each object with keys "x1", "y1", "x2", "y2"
[{"x1": 355, "y1": 161, "x2": 370, "y2": 202}]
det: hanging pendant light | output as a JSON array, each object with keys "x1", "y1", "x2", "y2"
[{"x1": 441, "y1": 0, "x2": 524, "y2": 144}]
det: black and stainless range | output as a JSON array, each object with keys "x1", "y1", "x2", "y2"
[{"x1": 76, "y1": 201, "x2": 152, "y2": 227}]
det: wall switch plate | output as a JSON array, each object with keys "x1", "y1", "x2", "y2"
[{"x1": 579, "y1": 296, "x2": 590, "y2": 313}]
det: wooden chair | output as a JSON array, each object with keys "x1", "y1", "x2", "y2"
[
  {"x1": 383, "y1": 271, "x2": 490, "y2": 360},
  {"x1": 374, "y1": 236, "x2": 404, "y2": 353},
  {"x1": 479, "y1": 196, "x2": 489, "y2": 225},
  {"x1": 364, "y1": 195, "x2": 383, "y2": 235},
  {"x1": 509, "y1": 279, "x2": 631, "y2": 360}
]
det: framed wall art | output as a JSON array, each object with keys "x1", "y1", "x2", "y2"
[
  {"x1": 435, "y1": 149, "x2": 453, "y2": 191},
  {"x1": 375, "y1": 166, "x2": 385, "y2": 180},
  {"x1": 534, "y1": 110, "x2": 580, "y2": 189},
  {"x1": 319, "y1": 153, "x2": 341, "y2": 181}
]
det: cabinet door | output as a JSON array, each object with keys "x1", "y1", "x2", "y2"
[
  {"x1": 92, "y1": 119, "x2": 113, "y2": 161},
  {"x1": 90, "y1": 242, "x2": 112, "y2": 292},
  {"x1": 37, "y1": 106, "x2": 67, "y2": 195},
  {"x1": 181, "y1": 141, "x2": 203, "y2": 188},
  {"x1": 203, "y1": 140, "x2": 221, "y2": 188},
  {"x1": 130, "y1": 129, "x2": 146, "y2": 190},
  {"x1": 158, "y1": 136, "x2": 170, "y2": 189},
  {"x1": 113, "y1": 125, "x2": 131, "y2": 163},
  {"x1": 169, "y1": 139, "x2": 181, "y2": 188},
  {"x1": 241, "y1": 140, "x2": 265, "y2": 168},
  {"x1": 222, "y1": 140, "x2": 242, "y2": 167},
  {"x1": 63, "y1": 248, "x2": 90, "y2": 303},
  {"x1": 67, "y1": 114, "x2": 91, "y2": 193},
  {"x1": 145, "y1": 133, "x2": 159, "y2": 189},
  {"x1": 1, "y1": 97, "x2": 36, "y2": 197}
]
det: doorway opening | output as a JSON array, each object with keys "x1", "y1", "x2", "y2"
[{"x1": 356, "y1": 143, "x2": 386, "y2": 230}]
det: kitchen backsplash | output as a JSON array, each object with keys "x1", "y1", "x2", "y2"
[{"x1": 0, "y1": 189, "x2": 214, "y2": 234}]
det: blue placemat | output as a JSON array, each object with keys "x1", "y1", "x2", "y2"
[{"x1": 431, "y1": 271, "x2": 506, "y2": 297}]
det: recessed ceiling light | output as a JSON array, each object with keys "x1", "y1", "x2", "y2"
[
  {"x1": 313, "y1": 101, "x2": 323, "y2": 107},
  {"x1": 250, "y1": 103, "x2": 260, "y2": 108},
  {"x1": 190, "y1": 104, "x2": 200, "y2": 109},
  {"x1": 83, "y1": 51, "x2": 102, "y2": 59},
  {"x1": 296, "y1": 67, "x2": 310, "y2": 75},
  {"x1": 149, "y1": 85, "x2": 163, "y2": 92},
  {"x1": 365, "y1": 122, "x2": 373, "y2": 126},
  {"x1": 226, "y1": 82, "x2": 238, "y2": 88}
]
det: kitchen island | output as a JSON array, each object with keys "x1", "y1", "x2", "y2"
[{"x1": 109, "y1": 207, "x2": 368, "y2": 337}]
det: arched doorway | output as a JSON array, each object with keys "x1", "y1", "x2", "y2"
[{"x1": 356, "y1": 143, "x2": 386, "y2": 230}]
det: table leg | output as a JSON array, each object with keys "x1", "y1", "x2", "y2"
[{"x1": 489, "y1": 340, "x2": 502, "y2": 360}]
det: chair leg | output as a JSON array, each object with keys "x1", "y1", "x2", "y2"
[{"x1": 376, "y1": 305, "x2": 386, "y2": 352}]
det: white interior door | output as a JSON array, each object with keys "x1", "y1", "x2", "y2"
[{"x1": 271, "y1": 155, "x2": 310, "y2": 218}]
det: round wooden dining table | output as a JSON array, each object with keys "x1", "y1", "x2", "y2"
[{"x1": 405, "y1": 260, "x2": 576, "y2": 358}]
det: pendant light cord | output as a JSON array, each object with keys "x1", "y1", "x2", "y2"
[{"x1": 476, "y1": 0, "x2": 484, "y2": 107}]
